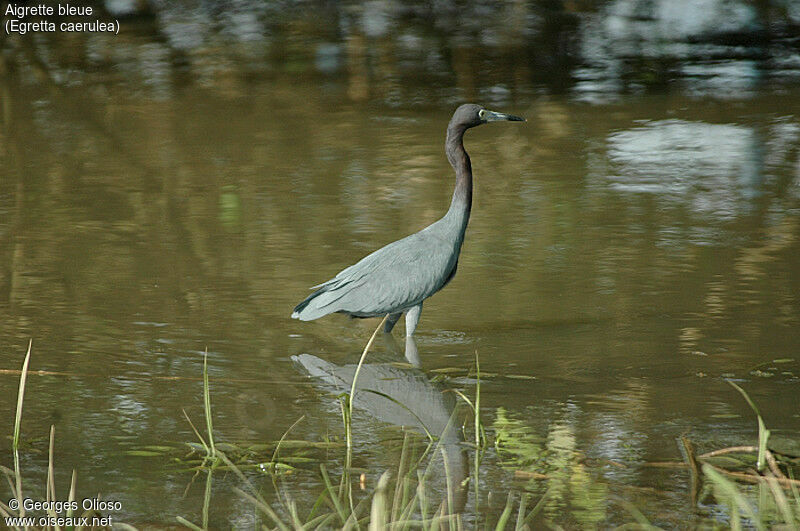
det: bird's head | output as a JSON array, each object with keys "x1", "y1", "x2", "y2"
[{"x1": 451, "y1": 103, "x2": 525, "y2": 130}]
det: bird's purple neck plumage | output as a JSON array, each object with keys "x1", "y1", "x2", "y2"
[{"x1": 445, "y1": 122, "x2": 472, "y2": 235}]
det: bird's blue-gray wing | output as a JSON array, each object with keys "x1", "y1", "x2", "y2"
[{"x1": 292, "y1": 229, "x2": 458, "y2": 320}]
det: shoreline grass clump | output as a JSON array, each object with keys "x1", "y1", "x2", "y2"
[
  {"x1": 693, "y1": 381, "x2": 800, "y2": 530},
  {"x1": 1, "y1": 341, "x2": 135, "y2": 531}
]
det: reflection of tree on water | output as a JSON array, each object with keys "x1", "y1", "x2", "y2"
[
  {"x1": 293, "y1": 335, "x2": 468, "y2": 517},
  {"x1": 493, "y1": 407, "x2": 609, "y2": 528},
  {"x1": 3, "y1": 1, "x2": 798, "y2": 104}
]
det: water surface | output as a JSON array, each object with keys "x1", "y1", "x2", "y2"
[{"x1": 1, "y1": 1, "x2": 799, "y2": 527}]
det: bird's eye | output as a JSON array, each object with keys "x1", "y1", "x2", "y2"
[{"x1": 478, "y1": 109, "x2": 485, "y2": 119}]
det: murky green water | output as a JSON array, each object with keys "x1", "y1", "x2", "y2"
[{"x1": 1, "y1": 1, "x2": 799, "y2": 528}]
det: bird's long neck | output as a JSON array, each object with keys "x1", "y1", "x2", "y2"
[{"x1": 445, "y1": 123, "x2": 472, "y2": 236}]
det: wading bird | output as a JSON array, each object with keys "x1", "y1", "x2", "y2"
[{"x1": 292, "y1": 104, "x2": 524, "y2": 336}]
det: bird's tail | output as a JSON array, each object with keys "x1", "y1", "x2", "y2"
[
  {"x1": 291, "y1": 284, "x2": 344, "y2": 321},
  {"x1": 291, "y1": 292, "x2": 318, "y2": 320}
]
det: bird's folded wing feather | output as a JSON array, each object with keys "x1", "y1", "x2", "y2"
[{"x1": 313, "y1": 229, "x2": 458, "y2": 316}]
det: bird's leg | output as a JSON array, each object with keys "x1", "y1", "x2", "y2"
[
  {"x1": 405, "y1": 304, "x2": 422, "y2": 336},
  {"x1": 404, "y1": 335, "x2": 421, "y2": 367},
  {"x1": 384, "y1": 312, "x2": 402, "y2": 333}
]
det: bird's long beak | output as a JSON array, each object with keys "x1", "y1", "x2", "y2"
[{"x1": 484, "y1": 110, "x2": 526, "y2": 122}]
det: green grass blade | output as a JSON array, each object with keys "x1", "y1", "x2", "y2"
[
  {"x1": 272, "y1": 415, "x2": 306, "y2": 464},
  {"x1": 176, "y1": 516, "x2": 205, "y2": 531},
  {"x1": 320, "y1": 465, "x2": 348, "y2": 526},
  {"x1": 474, "y1": 350, "x2": 482, "y2": 449},
  {"x1": 392, "y1": 434, "x2": 411, "y2": 523},
  {"x1": 368, "y1": 471, "x2": 391, "y2": 531},
  {"x1": 703, "y1": 464, "x2": 765, "y2": 531},
  {"x1": 495, "y1": 491, "x2": 514, "y2": 530},
  {"x1": 449, "y1": 390, "x2": 475, "y2": 413},
  {"x1": 13, "y1": 340, "x2": 32, "y2": 517},
  {"x1": 202, "y1": 468, "x2": 213, "y2": 529},
  {"x1": 362, "y1": 389, "x2": 435, "y2": 441},
  {"x1": 518, "y1": 486, "x2": 553, "y2": 528},
  {"x1": 234, "y1": 486, "x2": 291, "y2": 530},
  {"x1": 67, "y1": 469, "x2": 77, "y2": 519},
  {"x1": 182, "y1": 408, "x2": 210, "y2": 455},
  {"x1": 727, "y1": 380, "x2": 770, "y2": 471},
  {"x1": 203, "y1": 348, "x2": 216, "y2": 457},
  {"x1": 763, "y1": 476, "x2": 796, "y2": 527},
  {"x1": 347, "y1": 315, "x2": 389, "y2": 450},
  {"x1": 13, "y1": 340, "x2": 32, "y2": 451},
  {"x1": 515, "y1": 493, "x2": 528, "y2": 530},
  {"x1": 220, "y1": 450, "x2": 289, "y2": 530},
  {"x1": 617, "y1": 498, "x2": 660, "y2": 530}
]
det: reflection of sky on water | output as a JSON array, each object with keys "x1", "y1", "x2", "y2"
[
  {"x1": 680, "y1": 60, "x2": 760, "y2": 99},
  {"x1": 604, "y1": 0, "x2": 758, "y2": 41},
  {"x1": 601, "y1": 120, "x2": 762, "y2": 220},
  {"x1": 573, "y1": 0, "x2": 795, "y2": 101},
  {"x1": 156, "y1": 5, "x2": 211, "y2": 52}
]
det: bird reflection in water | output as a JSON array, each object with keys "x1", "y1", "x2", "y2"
[{"x1": 292, "y1": 334, "x2": 467, "y2": 518}]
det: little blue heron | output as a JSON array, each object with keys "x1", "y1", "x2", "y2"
[{"x1": 292, "y1": 104, "x2": 525, "y2": 336}]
